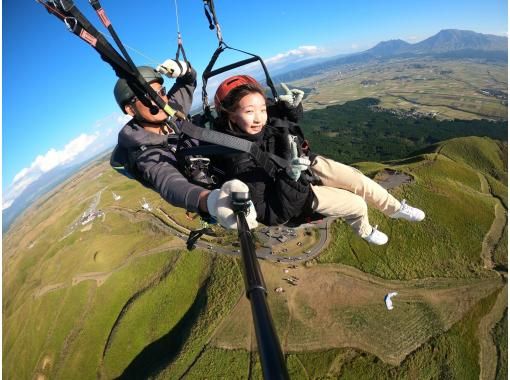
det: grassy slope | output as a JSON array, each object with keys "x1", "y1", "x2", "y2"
[
  {"x1": 2, "y1": 155, "x2": 246, "y2": 379},
  {"x1": 184, "y1": 288, "x2": 502, "y2": 379},
  {"x1": 100, "y1": 250, "x2": 211, "y2": 378},
  {"x1": 328, "y1": 288, "x2": 501, "y2": 380},
  {"x1": 493, "y1": 310, "x2": 508, "y2": 380},
  {"x1": 3, "y1": 135, "x2": 507, "y2": 379},
  {"x1": 317, "y1": 137, "x2": 507, "y2": 280}
]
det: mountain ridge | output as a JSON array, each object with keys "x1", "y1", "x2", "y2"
[
  {"x1": 274, "y1": 29, "x2": 507, "y2": 83},
  {"x1": 368, "y1": 29, "x2": 507, "y2": 56}
]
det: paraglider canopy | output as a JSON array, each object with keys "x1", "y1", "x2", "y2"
[{"x1": 384, "y1": 292, "x2": 398, "y2": 310}]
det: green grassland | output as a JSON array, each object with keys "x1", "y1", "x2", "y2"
[
  {"x1": 332, "y1": 287, "x2": 501, "y2": 380},
  {"x1": 294, "y1": 58, "x2": 507, "y2": 120},
  {"x1": 4, "y1": 135, "x2": 507, "y2": 379},
  {"x1": 315, "y1": 137, "x2": 507, "y2": 280},
  {"x1": 2, "y1": 149, "x2": 246, "y2": 379},
  {"x1": 183, "y1": 286, "x2": 504, "y2": 379},
  {"x1": 493, "y1": 310, "x2": 508, "y2": 380},
  {"x1": 3, "y1": 101, "x2": 507, "y2": 379}
]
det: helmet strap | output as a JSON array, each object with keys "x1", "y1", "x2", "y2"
[{"x1": 131, "y1": 104, "x2": 162, "y2": 127}]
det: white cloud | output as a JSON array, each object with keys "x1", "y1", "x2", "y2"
[
  {"x1": 405, "y1": 35, "x2": 421, "y2": 42},
  {"x1": 194, "y1": 45, "x2": 331, "y2": 109},
  {"x1": 3, "y1": 112, "x2": 128, "y2": 210},
  {"x1": 264, "y1": 45, "x2": 324, "y2": 64},
  {"x1": 2, "y1": 200, "x2": 13, "y2": 211}
]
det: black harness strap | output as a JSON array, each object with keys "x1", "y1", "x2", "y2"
[
  {"x1": 88, "y1": 0, "x2": 185, "y2": 120},
  {"x1": 201, "y1": 43, "x2": 278, "y2": 111},
  {"x1": 203, "y1": 0, "x2": 223, "y2": 42},
  {"x1": 40, "y1": 0, "x2": 185, "y2": 120},
  {"x1": 177, "y1": 144, "x2": 239, "y2": 157},
  {"x1": 43, "y1": 1, "x2": 131, "y2": 76},
  {"x1": 171, "y1": 0, "x2": 189, "y2": 73},
  {"x1": 175, "y1": 33, "x2": 189, "y2": 73},
  {"x1": 180, "y1": 121, "x2": 290, "y2": 177},
  {"x1": 203, "y1": 4, "x2": 215, "y2": 30},
  {"x1": 88, "y1": 0, "x2": 136, "y2": 70},
  {"x1": 43, "y1": 1, "x2": 150, "y2": 107}
]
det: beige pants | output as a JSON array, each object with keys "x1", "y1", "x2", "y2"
[{"x1": 309, "y1": 156, "x2": 401, "y2": 238}]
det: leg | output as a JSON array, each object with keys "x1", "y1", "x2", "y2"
[
  {"x1": 310, "y1": 185, "x2": 372, "y2": 238},
  {"x1": 310, "y1": 155, "x2": 401, "y2": 216}
]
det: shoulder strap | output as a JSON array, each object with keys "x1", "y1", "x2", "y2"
[{"x1": 180, "y1": 121, "x2": 289, "y2": 176}]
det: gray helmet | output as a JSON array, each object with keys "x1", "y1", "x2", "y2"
[{"x1": 113, "y1": 66, "x2": 164, "y2": 113}]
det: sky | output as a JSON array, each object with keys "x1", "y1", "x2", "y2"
[{"x1": 2, "y1": 0, "x2": 508, "y2": 209}]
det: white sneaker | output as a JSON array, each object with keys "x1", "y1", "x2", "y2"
[
  {"x1": 363, "y1": 226, "x2": 388, "y2": 245},
  {"x1": 390, "y1": 200, "x2": 425, "y2": 222}
]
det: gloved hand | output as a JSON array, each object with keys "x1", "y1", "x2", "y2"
[
  {"x1": 206, "y1": 180, "x2": 258, "y2": 230},
  {"x1": 286, "y1": 157, "x2": 311, "y2": 181},
  {"x1": 156, "y1": 59, "x2": 189, "y2": 78},
  {"x1": 286, "y1": 134, "x2": 310, "y2": 181},
  {"x1": 278, "y1": 83, "x2": 304, "y2": 109}
]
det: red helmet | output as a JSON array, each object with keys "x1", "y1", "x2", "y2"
[{"x1": 214, "y1": 75, "x2": 260, "y2": 111}]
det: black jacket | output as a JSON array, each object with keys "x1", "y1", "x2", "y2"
[{"x1": 213, "y1": 117, "x2": 314, "y2": 226}]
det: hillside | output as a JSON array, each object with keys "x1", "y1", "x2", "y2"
[{"x1": 3, "y1": 134, "x2": 506, "y2": 379}]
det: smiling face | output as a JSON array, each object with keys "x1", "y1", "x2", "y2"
[{"x1": 228, "y1": 92, "x2": 268, "y2": 135}]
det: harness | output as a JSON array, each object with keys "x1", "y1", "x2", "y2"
[
  {"x1": 41, "y1": 0, "x2": 317, "y2": 206},
  {"x1": 111, "y1": 118, "x2": 311, "y2": 190}
]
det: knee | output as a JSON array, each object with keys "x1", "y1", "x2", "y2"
[{"x1": 347, "y1": 196, "x2": 368, "y2": 218}]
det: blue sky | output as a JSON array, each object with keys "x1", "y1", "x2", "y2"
[{"x1": 2, "y1": 0, "x2": 508, "y2": 209}]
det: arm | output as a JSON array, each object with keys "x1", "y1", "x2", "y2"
[
  {"x1": 268, "y1": 101, "x2": 303, "y2": 123},
  {"x1": 266, "y1": 83, "x2": 305, "y2": 122},
  {"x1": 136, "y1": 148, "x2": 206, "y2": 213},
  {"x1": 166, "y1": 65, "x2": 197, "y2": 116}
]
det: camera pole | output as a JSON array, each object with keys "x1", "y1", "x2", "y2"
[{"x1": 231, "y1": 192, "x2": 289, "y2": 380}]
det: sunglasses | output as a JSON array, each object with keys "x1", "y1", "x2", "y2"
[
  {"x1": 156, "y1": 86, "x2": 167, "y2": 97},
  {"x1": 129, "y1": 86, "x2": 167, "y2": 104}
]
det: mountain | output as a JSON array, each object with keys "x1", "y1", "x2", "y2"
[
  {"x1": 275, "y1": 29, "x2": 508, "y2": 83},
  {"x1": 363, "y1": 39, "x2": 413, "y2": 57},
  {"x1": 412, "y1": 29, "x2": 508, "y2": 53},
  {"x1": 365, "y1": 29, "x2": 508, "y2": 56}
]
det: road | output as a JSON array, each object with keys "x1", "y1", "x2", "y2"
[{"x1": 181, "y1": 216, "x2": 334, "y2": 264}]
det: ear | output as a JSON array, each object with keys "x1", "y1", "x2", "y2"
[
  {"x1": 124, "y1": 104, "x2": 135, "y2": 116},
  {"x1": 227, "y1": 111, "x2": 237, "y2": 124}
]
